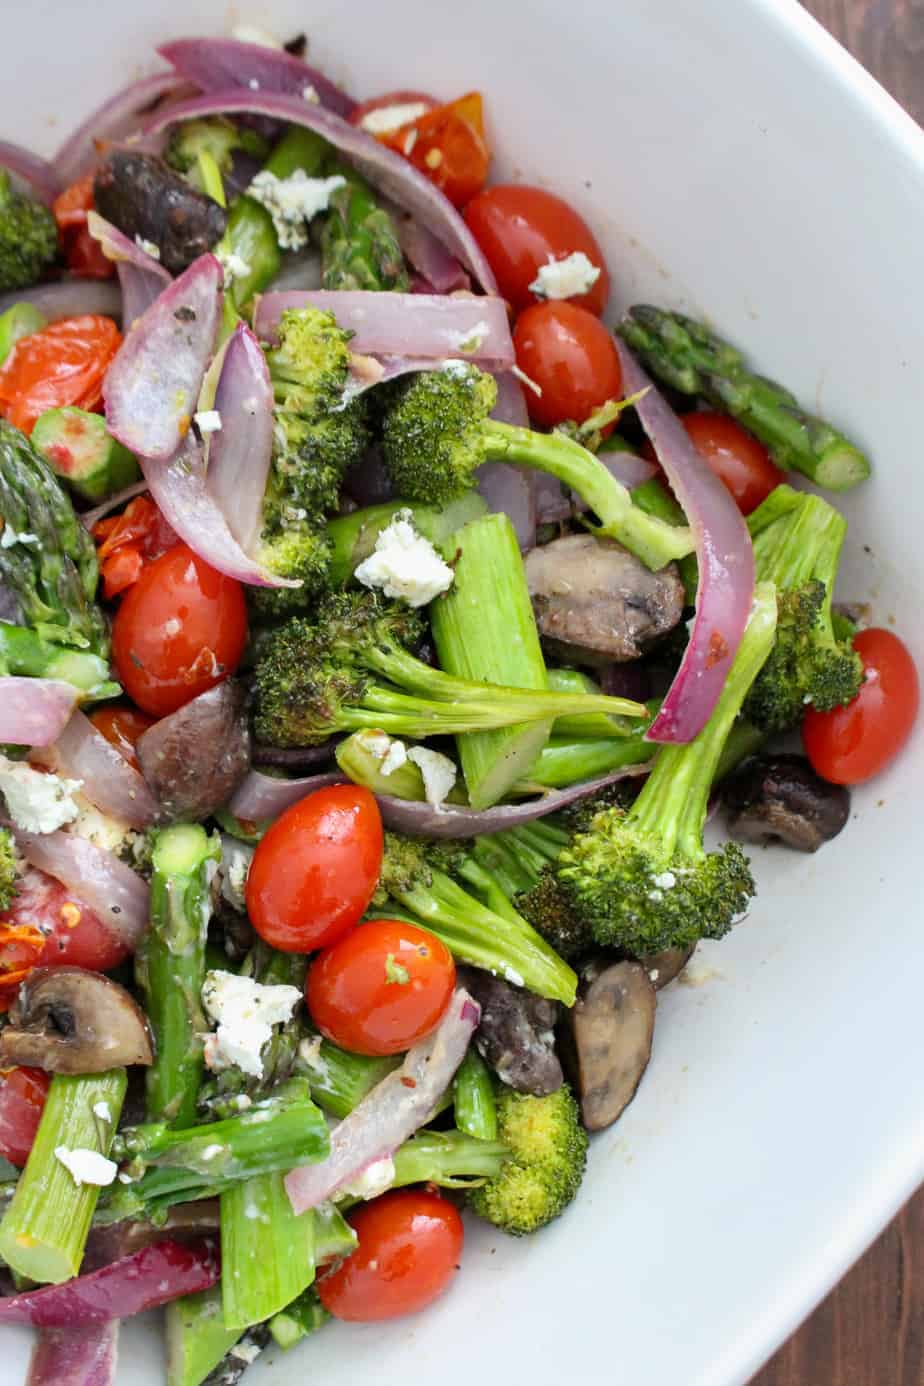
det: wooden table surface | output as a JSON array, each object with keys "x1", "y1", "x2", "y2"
[{"x1": 751, "y1": 3, "x2": 923, "y2": 1383}]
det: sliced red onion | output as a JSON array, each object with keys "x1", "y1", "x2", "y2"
[
  {"x1": 144, "y1": 91, "x2": 496, "y2": 289},
  {"x1": 614, "y1": 341, "x2": 755, "y2": 743},
  {"x1": 86, "y1": 211, "x2": 172, "y2": 329},
  {"x1": 392, "y1": 212, "x2": 470, "y2": 293},
  {"x1": 253, "y1": 289, "x2": 512, "y2": 367},
  {"x1": 229, "y1": 769, "x2": 344, "y2": 821},
  {"x1": 0, "y1": 143, "x2": 60, "y2": 206},
  {"x1": 476, "y1": 463, "x2": 536, "y2": 552},
  {"x1": 83, "y1": 1203, "x2": 220, "y2": 1272},
  {"x1": 54, "y1": 72, "x2": 191, "y2": 186},
  {"x1": 0, "y1": 280, "x2": 121, "y2": 324},
  {"x1": 13, "y1": 829, "x2": 149, "y2": 950},
  {"x1": 286, "y1": 989, "x2": 478, "y2": 1213},
  {"x1": 205, "y1": 323, "x2": 274, "y2": 553},
  {"x1": 27, "y1": 1322, "x2": 118, "y2": 1386},
  {"x1": 0, "y1": 1240, "x2": 218, "y2": 1326},
  {"x1": 604, "y1": 451, "x2": 658, "y2": 490},
  {"x1": 159, "y1": 37, "x2": 356, "y2": 118},
  {"x1": 103, "y1": 254, "x2": 223, "y2": 461},
  {"x1": 0, "y1": 678, "x2": 78, "y2": 748},
  {"x1": 491, "y1": 371, "x2": 530, "y2": 428},
  {"x1": 80, "y1": 480, "x2": 151, "y2": 531},
  {"x1": 48, "y1": 710, "x2": 160, "y2": 828}
]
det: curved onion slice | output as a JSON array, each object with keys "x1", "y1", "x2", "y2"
[
  {"x1": 144, "y1": 90, "x2": 497, "y2": 289},
  {"x1": 49, "y1": 710, "x2": 159, "y2": 828},
  {"x1": 159, "y1": 37, "x2": 355, "y2": 118},
  {"x1": 229, "y1": 769, "x2": 344, "y2": 821},
  {"x1": 205, "y1": 323, "x2": 274, "y2": 552},
  {"x1": 0, "y1": 142, "x2": 60, "y2": 205},
  {"x1": 392, "y1": 212, "x2": 470, "y2": 293},
  {"x1": 87, "y1": 211, "x2": 172, "y2": 328},
  {"x1": 0, "y1": 280, "x2": 122, "y2": 325},
  {"x1": 27, "y1": 1322, "x2": 118, "y2": 1386},
  {"x1": 0, "y1": 1240, "x2": 219, "y2": 1326},
  {"x1": 254, "y1": 289, "x2": 512, "y2": 367},
  {"x1": 80, "y1": 480, "x2": 151, "y2": 531},
  {"x1": 12, "y1": 829, "x2": 150, "y2": 951},
  {"x1": 103, "y1": 254, "x2": 223, "y2": 461},
  {"x1": 286, "y1": 989, "x2": 479, "y2": 1213},
  {"x1": 0, "y1": 678, "x2": 78, "y2": 748},
  {"x1": 614, "y1": 341, "x2": 755, "y2": 743},
  {"x1": 491, "y1": 371, "x2": 530, "y2": 428},
  {"x1": 54, "y1": 71, "x2": 191, "y2": 186}
]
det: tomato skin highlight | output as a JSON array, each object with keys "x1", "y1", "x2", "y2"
[
  {"x1": 0, "y1": 315, "x2": 121, "y2": 434},
  {"x1": 89, "y1": 705, "x2": 155, "y2": 772},
  {"x1": 803, "y1": 628, "x2": 919, "y2": 785},
  {"x1": 0, "y1": 1068, "x2": 50, "y2": 1166},
  {"x1": 247, "y1": 786, "x2": 383, "y2": 954},
  {"x1": 513, "y1": 301, "x2": 623, "y2": 429},
  {"x1": 382, "y1": 93, "x2": 490, "y2": 208},
  {"x1": 464, "y1": 184, "x2": 610, "y2": 315},
  {"x1": 318, "y1": 1189, "x2": 464, "y2": 1321},
  {"x1": 307, "y1": 920, "x2": 455, "y2": 1056},
  {"x1": 111, "y1": 544, "x2": 247, "y2": 718}
]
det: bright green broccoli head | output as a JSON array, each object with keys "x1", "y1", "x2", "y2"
[
  {"x1": 164, "y1": 116, "x2": 269, "y2": 185},
  {"x1": 0, "y1": 170, "x2": 58, "y2": 293},
  {"x1": 0, "y1": 827, "x2": 18, "y2": 912},
  {"x1": 380, "y1": 364, "x2": 497, "y2": 505},
  {"x1": 468, "y1": 1083, "x2": 588, "y2": 1236},
  {"x1": 267, "y1": 308, "x2": 355, "y2": 418}
]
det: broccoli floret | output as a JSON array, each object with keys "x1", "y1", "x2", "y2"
[
  {"x1": 554, "y1": 584, "x2": 779, "y2": 956},
  {"x1": 0, "y1": 170, "x2": 57, "y2": 293},
  {"x1": 468, "y1": 1084, "x2": 587, "y2": 1236},
  {"x1": 470, "y1": 823, "x2": 591, "y2": 963},
  {"x1": 744, "y1": 486, "x2": 863, "y2": 733},
  {"x1": 267, "y1": 308, "x2": 355, "y2": 419},
  {"x1": 379, "y1": 364, "x2": 693, "y2": 571},
  {"x1": 0, "y1": 827, "x2": 18, "y2": 911},
  {"x1": 165, "y1": 116, "x2": 268, "y2": 188}
]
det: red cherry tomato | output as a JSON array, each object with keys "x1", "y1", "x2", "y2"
[
  {"x1": 0, "y1": 1067, "x2": 49, "y2": 1166},
  {"x1": 513, "y1": 301, "x2": 623, "y2": 430},
  {"x1": 0, "y1": 868, "x2": 129, "y2": 1001},
  {"x1": 52, "y1": 176, "x2": 114, "y2": 281},
  {"x1": 92, "y1": 496, "x2": 177, "y2": 600},
  {"x1": 666, "y1": 413, "x2": 783, "y2": 515},
  {"x1": 307, "y1": 920, "x2": 455, "y2": 1056},
  {"x1": 803, "y1": 628, "x2": 919, "y2": 785},
  {"x1": 247, "y1": 786, "x2": 383, "y2": 953},
  {"x1": 349, "y1": 90, "x2": 438, "y2": 134},
  {"x1": 111, "y1": 544, "x2": 247, "y2": 718},
  {"x1": 0, "y1": 316, "x2": 121, "y2": 435},
  {"x1": 89, "y1": 705, "x2": 155, "y2": 772},
  {"x1": 317, "y1": 1189, "x2": 463, "y2": 1321},
  {"x1": 381, "y1": 93, "x2": 490, "y2": 208},
  {"x1": 464, "y1": 184, "x2": 610, "y2": 315}
]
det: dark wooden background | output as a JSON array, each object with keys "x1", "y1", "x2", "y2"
[{"x1": 751, "y1": 2, "x2": 924, "y2": 1383}]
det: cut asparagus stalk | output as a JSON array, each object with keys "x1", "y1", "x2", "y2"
[
  {"x1": 221, "y1": 1171, "x2": 316, "y2": 1330},
  {"x1": 296, "y1": 1034, "x2": 399, "y2": 1119},
  {"x1": 166, "y1": 1286, "x2": 241, "y2": 1386},
  {"x1": 269, "y1": 1288, "x2": 330, "y2": 1351},
  {"x1": 453, "y1": 1050, "x2": 498, "y2": 1141}
]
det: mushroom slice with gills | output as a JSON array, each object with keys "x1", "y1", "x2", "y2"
[
  {"x1": 562, "y1": 960, "x2": 656, "y2": 1132},
  {"x1": 721, "y1": 753, "x2": 851, "y2": 853},
  {"x1": 458, "y1": 967, "x2": 562, "y2": 1097},
  {"x1": 0, "y1": 968, "x2": 154, "y2": 1074},
  {"x1": 640, "y1": 944, "x2": 695, "y2": 991},
  {"x1": 524, "y1": 533, "x2": 685, "y2": 667},
  {"x1": 136, "y1": 680, "x2": 251, "y2": 823}
]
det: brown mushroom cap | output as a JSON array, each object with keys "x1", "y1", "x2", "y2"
[
  {"x1": 562, "y1": 960, "x2": 656, "y2": 1131},
  {"x1": 0, "y1": 967, "x2": 154, "y2": 1074},
  {"x1": 722, "y1": 753, "x2": 851, "y2": 853},
  {"x1": 640, "y1": 945, "x2": 695, "y2": 991},
  {"x1": 136, "y1": 679, "x2": 250, "y2": 822}
]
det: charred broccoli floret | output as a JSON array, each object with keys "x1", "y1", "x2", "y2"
[
  {"x1": 0, "y1": 171, "x2": 57, "y2": 293},
  {"x1": 0, "y1": 827, "x2": 18, "y2": 911}
]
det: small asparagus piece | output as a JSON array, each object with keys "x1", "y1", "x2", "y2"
[
  {"x1": 296, "y1": 1035, "x2": 400, "y2": 1119},
  {"x1": 0, "y1": 1070, "x2": 126, "y2": 1283},
  {"x1": 517, "y1": 730, "x2": 657, "y2": 792},
  {"x1": 269, "y1": 1288, "x2": 330, "y2": 1351},
  {"x1": 619, "y1": 306, "x2": 871, "y2": 490},
  {"x1": 136, "y1": 825, "x2": 221, "y2": 1128},
  {"x1": 453, "y1": 1050, "x2": 498, "y2": 1141},
  {"x1": 326, "y1": 493, "x2": 487, "y2": 585},
  {"x1": 221, "y1": 1171, "x2": 316, "y2": 1330},
  {"x1": 0, "y1": 622, "x2": 119, "y2": 700},
  {"x1": 546, "y1": 667, "x2": 636, "y2": 740},
  {"x1": 321, "y1": 162, "x2": 409, "y2": 292},
  {"x1": 166, "y1": 1285, "x2": 241, "y2": 1386}
]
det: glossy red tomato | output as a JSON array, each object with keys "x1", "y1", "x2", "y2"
[
  {"x1": 111, "y1": 544, "x2": 247, "y2": 718},
  {"x1": 247, "y1": 785, "x2": 383, "y2": 953},
  {"x1": 803, "y1": 628, "x2": 919, "y2": 785},
  {"x1": 0, "y1": 868, "x2": 128, "y2": 1003},
  {"x1": 0, "y1": 1067, "x2": 49, "y2": 1166},
  {"x1": 318, "y1": 1189, "x2": 464, "y2": 1321},
  {"x1": 89, "y1": 705, "x2": 155, "y2": 772},
  {"x1": 674, "y1": 412, "x2": 784, "y2": 515},
  {"x1": 52, "y1": 175, "x2": 115, "y2": 281},
  {"x1": 464, "y1": 184, "x2": 609, "y2": 315},
  {"x1": 0, "y1": 316, "x2": 121, "y2": 434},
  {"x1": 307, "y1": 919, "x2": 455, "y2": 1056},
  {"x1": 349, "y1": 90, "x2": 438, "y2": 134},
  {"x1": 381, "y1": 93, "x2": 490, "y2": 208},
  {"x1": 513, "y1": 301, "x2": 623, "y2": 429}
]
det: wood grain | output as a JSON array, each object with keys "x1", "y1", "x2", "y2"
[{"x1": 752, "y1": 3, "x2": 924, "y2": 1382}]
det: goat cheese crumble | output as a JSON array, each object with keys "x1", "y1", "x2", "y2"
[
  {"x1": 407, "y1": 746, "x2": 457, "y2": 809},
  {"x1": 529, "y1": 251, "x2": 601, "y2": 301},
  {"x1": 54, "y1": 1146, "x2": 118, "y2": 1187},
  {"x1": 340, "y1": 1155, "x2": 396, "y2": 1201},
  {"x1": 248, "y1": 169, "x2": 346, "y2": 251},
  {"x1": 215, "y1": 247, "x2": 252, "y2": 284},
  {"x1": 359, "y1": 101, "x2": 430, "y2": 135},
  {"x1": 202, "y1": 970, "x2": 302, "y2": 1078},
  {"x1": 194, "y1": 410, "x2": 222, "y2": 434},
  {"x1": 0, "y1": 757, "x2": 82, "y2": 834},
  {"x1": 135, "y1": 235, "x2": 161, "y2": 260},
  {"x1": 354, "y1": 509, "x2": 454, "y2": 608},
  {"x1": 0, "y1": 525, "x2": 39, "y2": 549}
]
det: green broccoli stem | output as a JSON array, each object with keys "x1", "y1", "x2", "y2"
[
  {"x1": 546, "y1": 668, "x2": 633, "y2": 739},
  {"x1": 336, "y1": 1131, "x2": 510, "y2": 1214},
  {"x1": 0, "y1": 622, "x2": 119, "y2": 699},
  {"x1": 749, "y1": 484, "x2": 845, "y2": 604},
  {"x1": 481, "y1": 419, "x2": 694, "y2": 570},
  {"x1": 453, "y1": 1051, "x2": 498, "y2": 1141},
  {"x1": 321, "y1": 161, "x2": 409, "y2": 292},
  {"x1": 630, "y1": 583, "x2": 779, "y2": 855},
  {"x1": 136, "y1": 825, "x2": 221, "y2": 1128},
  {"x1": 326, "y1": 493, "x2": 487, "y2": 585},
  {"x1": 296, "y1": 1036, "x2": 399, "y2": 1119},
  {"x1": 619, "y1": 307, "x2": 871, "y2": 491},
  {"x1": 0, "y1": 1070, "x2": 126, "y2": 1284},
  {"x1": 269, "y1": 1289, "x2": 331, "y2": 1352},
  {"x1": 221, "y1": 1171, "x2": 316, "y2": 1331},
  {"x1": 166, "y1": 1285, "x2": 243, "y2": 1386}
]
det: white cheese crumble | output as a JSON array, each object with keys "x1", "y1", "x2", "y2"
[
  {"x1": 380, "y1": 740, "x2": 408, "y2": 777},
  {"x1": 248, "y1": 169, "x2": 346, "y2": 251},
  {"x1": 0, "y1": 757, "x2": 82, "y2": 835},
  {"x1": 359, "y1": 101, "x2": 430, "y2": 135},
  {"x1": 529, "y1": 251, "x2": 602, "y2": 301},
  {"x1": 219, "y1": 838, "x2": 254, "y2": 913},
  {"x1": 135, "y1": 235, "x2": 161, "y2": 261},
  {"x1": 340, "y1": 1155, "x2": 396, "y2": 1201},
  {"x1": 231, "y1": 23, "x2": 283, "y2": 48},
  {"x1": 407, "y1": 746, "x2": 457, "y2": 810},
  {"x1": 446, "y1": 321, "x2": 490, "y2": 355},
  {"x1": 652, "y1": 871, "x2": 676, "y2": 890},
  {"x1": 200, "y1": 1144, "x2": 224, "y2": 1162},
  {"x1": 194, "y1": 410, "x2": 222, "y2": 434},
  {"x1": 230, "y1": 1342, "x2": 263, "y2": 1365},
  {"x1": 202, "y1": 970, "x2": 302, "y2": 1079},
  {"x1": 354, "y1": 730, "x2": 394, "y2": 761},
  {"x1": 54, "y1": 1146, "x2": 118, "y2": 1187},
  {"x1": 68, "y1": 795, "x2": 136, "y2": 858},
  {"x1": 354, "y1": 509, "x2": 454, "y2": 608},
  {"x1": 92, "y1": 1101, "x2": 112, "y2": 1123},
  {"x1": 215, "y1": 247, "x2": 252, "y2": 284},
  {"x1": 0, "y1": 525, "x2": 39, "y2": 549},
  {"x1": 302, "y1": 84, "x2": 320, "y2": 103}
]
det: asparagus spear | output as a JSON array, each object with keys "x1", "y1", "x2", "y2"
[
  {"x1": 0, "y1": 621, "x2": 119, "y2": 700},
  {"x1": 619, "y1": 306, "x2": 871, "y2": 490},
  {"x1": 453, "y1": 1050, "x2": 498, "y2": 1141},
  {"x1": 221, "y1": 1172, "x2": 316, "y2": 1330},
  {"x1": 295, "y1": 1034, "x2": 400, "y2": 1119},
  {"x1": 269, "y1": 1288, "x2": 330, "y2": 1351},
  {"x1": 166, "y1": 1286, "x2": 242, "y2": 1386},
  {"x1": 137, "y1": 825, "x2": 221, "y2": 1128},
  {"x1": 321, "y1": 163, "x2": 409, "y2": 292}
]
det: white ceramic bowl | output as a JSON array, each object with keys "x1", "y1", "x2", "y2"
[{"x1": 7, "y1": 2, "x2": 924, "y2": 1382}]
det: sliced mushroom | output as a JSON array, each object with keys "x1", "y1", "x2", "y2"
[
  {"x1": 562, "y1": 960, "x2": 656, "y2": 1131},
  {"x1": 458, "y1": 967, "x2": 563, "y2": 1096},
  {"x1": 0, "y1": 968, "x2": 154, "y2": 1073},
  {"x1": 722, "y1": 754, "x2": 851, "y2": 853},
  {"x1": 137, "y1": 680, "x2": 251, "y2": 822},
  {"x1": 525, "y1": 533, "x2": 684, "y2": 666},
  {"x1": 639, "y1": 944, "x2": 695, "y2": 991},
  {"x1": 94, "y1": 151, "x2": 228, "y2": 275}
]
